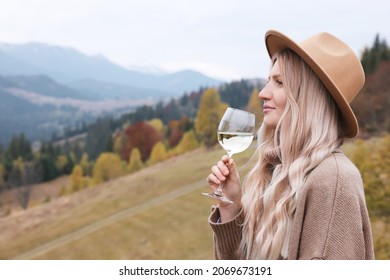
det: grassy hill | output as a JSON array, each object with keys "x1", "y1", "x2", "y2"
[
  {"x1": 0, "y1": 146, "x2": 253, "y2": 260},
  {"x1": 1, "y1": 139, "x2": 388, "y2": 260}
]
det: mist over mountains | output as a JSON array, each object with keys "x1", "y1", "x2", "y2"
[
  {"x1": 0, "y1": 42, "x2": 224, "y2": 145},
  {"x1": 0, "y1": 42, "x2": 222, "y2": 95}
]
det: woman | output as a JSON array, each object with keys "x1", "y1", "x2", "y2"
[{"x1": 206, "y1": 30, "x2": 375, "y2": 260}]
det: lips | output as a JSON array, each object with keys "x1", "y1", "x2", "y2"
[{"x1": 263, "y1": 104, "x2": 275, "y2": 112}]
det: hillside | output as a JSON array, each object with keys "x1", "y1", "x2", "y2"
[
  {"x1": 0, "y1": 146, "x2": 253, "y2": 260},
  {"x1": 1, "y1": 139, "x2": 389, "y2": 260}
]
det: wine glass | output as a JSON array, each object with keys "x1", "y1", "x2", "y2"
[{"x1": 202, "y1": 107, "x2": 255, "y2": 203}]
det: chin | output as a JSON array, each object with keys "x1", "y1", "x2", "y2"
[{"x1": 263, "y1": 118, "x2": 278, "y2": 130}]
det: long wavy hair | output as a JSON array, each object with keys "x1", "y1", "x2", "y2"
[{"x1": 239, "y1": 49, "x2": 344, "y2": 259}]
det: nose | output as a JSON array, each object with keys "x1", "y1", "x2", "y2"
[{"x1": 258, "y1": 83, "x2": 271, "y2": 100}]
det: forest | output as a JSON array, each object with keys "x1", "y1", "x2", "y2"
[{"x1": 0, "y1": 34, "x2": 389, "y2": 258}]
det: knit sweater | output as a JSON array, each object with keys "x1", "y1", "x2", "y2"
[{"x1": 208, "y1": 151, "x2": 375, "y2": 260}]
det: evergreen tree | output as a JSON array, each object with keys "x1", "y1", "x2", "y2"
[
  {"x1": 85, "y1": 117, "x2": 114, "y2": 160},
  {"x1": 361, "y1": 34, "x2": 390, "y2": 74},
  {"x1": 0, "y1": 164, "x2": 5, "y2": 192},
  {"x1": 39, "y1": 143, "x2": 60, "y2": 181},
  {"x1": 219, "y1": 80, "x2": 253, "y2": 109}
]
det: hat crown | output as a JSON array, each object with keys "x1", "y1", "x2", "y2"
[
  {"x1": 299, "y1": 32, "x2": 365, "y2": 103},
  {"x1": 265, "y1": 30, "x2": 365, "y2": 137}
]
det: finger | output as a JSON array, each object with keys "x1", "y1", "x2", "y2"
[
  {"x1": 211, "y1": 165, "x2": 226, "y2": 181},
  {"x1": 207, "y1": 173, "x2": 221, "y2": 186},
  {"x1": 221, "y1": 155, "x2": 230, "y2": 163},
  {"x1": 217, "y1": 160, "x2": 229, "y2": 176},
  {"x1": 227, "y1": 158, "x2": 237, "y2": 172}
]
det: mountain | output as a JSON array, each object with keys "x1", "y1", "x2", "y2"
[
  {"x1": 0, "y1": 42, "x2": 223, "y2": 96},
  {"x1": 0, "y1": 75, "x2": 154, "y2": 145},
  {"x1": 68, "y1": 78, "x2": 171, "y2": 100},
  {"x1": 0, "y1": 42, "x2": 224, "y2": 145}
]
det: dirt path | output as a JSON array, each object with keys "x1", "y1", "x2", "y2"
[{"x1": 12, "y1": 179, "x2": 207, "y2": 260}]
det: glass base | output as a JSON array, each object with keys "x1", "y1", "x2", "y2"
[{"x1": 201, "y1": 192, "x2": 234, "y2": 204}]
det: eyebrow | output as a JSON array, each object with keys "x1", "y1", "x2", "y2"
[{"x1": 268, "y1": 74, "x2": 282, "y2": 80}]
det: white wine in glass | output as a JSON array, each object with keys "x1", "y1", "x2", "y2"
[
  {"x1": 202, "y1": 107, "x2": 256, "y2": 203},
  {"x1": 217, "y1": 132, "x2": 254, "y2": 158}
]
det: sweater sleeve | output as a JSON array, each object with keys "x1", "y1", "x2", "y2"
[
  {"x1": 291, "y1": 153, "x2": 374, "y2": 260},
  {"x1": 208, "y1": 206, "x2": 245, "y2": 259}
]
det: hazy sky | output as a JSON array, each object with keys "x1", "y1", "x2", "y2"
[{"x1": 0, "y1": 0, "x2": 389, "y2": 81}]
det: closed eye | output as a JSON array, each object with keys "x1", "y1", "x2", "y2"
[{"x1": 276, "y1": 79, "x2": 283, "y2": 86}]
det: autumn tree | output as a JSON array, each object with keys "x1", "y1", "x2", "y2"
[
  {"x1": 246, "y1": 88, "x2": 263, "y2": 131},
  {"x1": 128, "y1": 148, "x2": 143, "y2": 173},
  {"x1": 174, "y1": 130, "x2": 199, "y2": 155},
  {"x1": 93, "y1": 152, "x2": 124, "y2": 184},
  {"x1": 195, "y1": 88, "x2": 228, "y2": 147},
  {"x1": 149, "y1": 142, "x2": 167, "y2": 165},
  {"x1": 79, "y1": 153, "x2": 92, "y2": 176},
  {"x1": 112, "y1": 132, "x2": 123, "y2": 157},
  {"x1": 123, "y1": 122, "x2": 162, "y2": 162},
  {"x1": 352, "y1": 61, "x2": 390, "y2": 135},
  {"x1": 55, "y1": 155, "x2": 68, "y2": 173},
  {"x1": 167, "y1": 120, "x2": 184, "y2": 148},
  {"x1": 148, "y1": 118, "x2": 164, "y2": 136},
  {"x1": 346, "y1": 136, "x2": 390, "y2": 217},
  {"x1": 70, "y1": 165, "x2": 84, "y2": 192}
]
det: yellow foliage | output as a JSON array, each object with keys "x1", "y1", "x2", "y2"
[
  {"x1": 79, "y1": 153, "x2": 91, "y2": 176},
  {"x1": 174, "y1": 130, "x2": 199, "y2": 155},
  {"x1": 148, "y1": 118, "x2": 164, "y2": 135},
  {"x1": 55, "y1": 155, "x2": 68, "y2": 172},
  {"x1": 128, "y1": 148, "x2": 144, "y2": 173},
  {"x1": 70, "y1": 165, "x2": 83, "y2": 192},
  {"x1": 344, "y1": 135, "x2": 390, "y2": 217},
  {"x1": 149, "y1": 142, "x2": 167, "y2": 165},
  {"x1": 195, "y1": 88, "x2": 228, "y2": 147},
  {"x1": 93, "y1": 152, "x2": 124, "y2": 184},
  {"x1": 113, "y1": 136, "x2": 122, "y2": 156}
]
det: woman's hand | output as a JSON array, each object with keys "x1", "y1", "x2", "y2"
[{"x1": 207, "y1": 155, "x2": 243, "y2": 221}]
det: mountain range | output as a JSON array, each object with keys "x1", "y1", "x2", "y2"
[
  {"x1": 0, "y1": 42, "x2": 222, "y2": 96},
  {"x1": 0, "y1": 42, "x2": 224, "y2": 145}
]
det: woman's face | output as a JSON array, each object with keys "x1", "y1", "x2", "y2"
[{"x1": 259, "y1": 60, "x2": 287, "y2": 129}]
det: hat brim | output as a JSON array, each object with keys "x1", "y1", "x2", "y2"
[{"x1": 264, "y1": 30, "x2": 359, "y2": 138}]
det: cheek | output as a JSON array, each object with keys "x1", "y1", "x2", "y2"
[{"x1": 275, "y1": 90, "x2": 287, "y2": 111}]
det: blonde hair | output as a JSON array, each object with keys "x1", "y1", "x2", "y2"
[{"x1": 239, "y1": 49, "x2": 343, "y2": 259}]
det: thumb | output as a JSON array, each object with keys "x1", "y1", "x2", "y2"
[
  {"x1": 226, "y1": 158, "x2": 240, "y2": 181},
  {"x1": 227, "y1": 158, "x2": 236, "y2": 172}
]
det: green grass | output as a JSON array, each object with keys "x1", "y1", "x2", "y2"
[{"x1": 0, "y1": 146, "x2": 254, "y2": 260}]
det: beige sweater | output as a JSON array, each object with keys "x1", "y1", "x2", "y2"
[{"x1": 209, "y1": 151, "x2": 375, "y2": 259}]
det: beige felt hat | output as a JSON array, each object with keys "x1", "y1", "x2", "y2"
[{"x1": 265, "y1": 30, "x2": 365, "y2": 138}]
